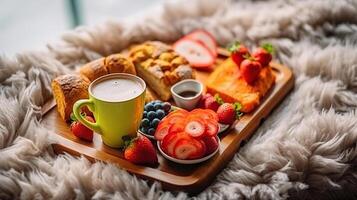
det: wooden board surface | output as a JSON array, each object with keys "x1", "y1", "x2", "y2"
[{"x1": 41, "y1": 54, "x2": 294, "y2": 194}]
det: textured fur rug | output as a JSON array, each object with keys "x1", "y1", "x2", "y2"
[{"x1": 1, "y1": 0, "x2": 357, "y2": 199}]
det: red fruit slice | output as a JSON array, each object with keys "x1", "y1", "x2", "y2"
[
  {"x1": 190, "y1": 109, "x2": 218, "y2": 121},
  {"x1": 173, "y1": 139, "x2": 198, "y2": 160},
  {"x1": 166, "y1": 109, "x2": 188, "y2": 118},
  {"x1": 203, "y1": 109, "x2": 219, "y2": 121},
  {"x1": 185, "y1": 30, "x2": 217, "y2": 58},
  {"x1": 154, "y1": 121, "x2": 171, "y2": 141},
  {"x1": 168, "y1": 121, "x2": 186, "y2": 134},
  {"x1": 161, "y1": 131, "x2": 178, "y2": 155},
  {"x1": 185, "y1": 118, "x2": 206, "y2": 138},
  {"x1": 173, "y1": 38, "x2": 215, "y2": 70},
  {"x1": 202, "y1": 136, "x2": 219, "y2": 155},
  {"x1": 164, "y1": 110, "x2": 188, "y2": 124},
  {"x1": 162, "y1": 132, "x2": 190, "y2": 156},
  {"x1": 188, "y1": 139, "x2": 206, "y2": 159},
  {"x1": 205, "y1": 119, "x2": 219, "y2": 136}
]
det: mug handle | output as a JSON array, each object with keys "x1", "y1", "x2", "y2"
[{"x1": 73, "y1": 99, "x2": 101, "y2": 134}]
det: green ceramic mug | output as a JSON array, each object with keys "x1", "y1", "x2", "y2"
[{"x1": 73, "y1": 73, "x2": 146, "y2": 148}]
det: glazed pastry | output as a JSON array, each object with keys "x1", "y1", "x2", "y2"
[
  {"x1": 129, "y1": 41, "x2": 195, "y2": 101},
  {"x1": 51, "y1": 74, "x2": 90, "y2": 121},
  {"x1": 206, "y1": 59, "x2": 275, "y2": 113}
]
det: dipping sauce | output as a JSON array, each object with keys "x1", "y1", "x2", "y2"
[{"x1": 177, "y1": 90, "x2": 198, "y2": 98}]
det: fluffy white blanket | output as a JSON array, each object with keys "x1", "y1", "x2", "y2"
[{"x1": 1, "y1": 0, "x2": 357, "y2": 199}]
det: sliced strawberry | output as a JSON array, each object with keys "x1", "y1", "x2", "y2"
[
  {"x1": 203, "y1": 109, "x2": 219, "y2": 121},
  {"x1": 173, "y1": 139, "x2": 197, "y2": 160},
  {"x1": 161, "y1": 131, "x2": 178, "y2": 155},
  {"x1": 164, "y1": 110, "x2": 188, "y2": 124},
  {"x1": 185, "y1": 30, "x2": 217, "y2": 58},
  {"x1": 202, "y1": 136, "x2": 219, "y2": 155},
  {"x1": 185, "y1": 118, "x2": 206, "y2": 138},
  {"x1": 168, "y1": 121, "x2": 186, "y2": 134},
  {"x1": 188, "y1": 139, "x2": 206, "y2": 159},
  {"x1": 166, "y1": 109, "x2": 188, "y2": 118},
  {"x1": 162, "y1": 132, "x2": 190, "y2": 156},
  {"x1": 205, "y1": 119, "x2": 219, "y2": 136},
  {"x1": 173, "y1": 38, "x2": 215, "y2": 70},
  {"x1": 190, "y1": 109, "x2": 218, "y2": 121},
  {"x1": 154, "y1": 121, "x2": 171, "y2": 141}
]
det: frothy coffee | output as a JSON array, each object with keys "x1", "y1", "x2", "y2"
[{"x1": 91, "y1": 76, "x2": 144, "y2": 102}]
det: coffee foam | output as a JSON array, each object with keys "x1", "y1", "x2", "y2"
[{"x1": 91, "y1": 77, "x2": 143, "y2": 102}]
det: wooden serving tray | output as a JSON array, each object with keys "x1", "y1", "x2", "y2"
[{"x1": 41, "y1": 54, "x2": 293, "y2": 194}]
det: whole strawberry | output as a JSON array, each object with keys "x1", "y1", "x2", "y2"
[
  {"x1": 240, "y1": 59, "x2": 262, "y2": 84},
  {"x1": 70, "y1": 115, "x2": 94, "y2": 142},
  {"x1": 204, "y1": 96, "x2": 220, "y2": 111},
  {"x1": 252, "y1": 43, "x2": 273, "y2": 67},
  {"x1": 124, "y1": 135, "x2": 158, "y2": 165},
  {"x1": 198, "y1": 93, "x2": 213, "y2": 108},
  {"x1": 216, "y1": 103, "x2": 242, "y2": 124},
  {"x1": 228, "y1": 41, "x2": 250, "y2": 67}
]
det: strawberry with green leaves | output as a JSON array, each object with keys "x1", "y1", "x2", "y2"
[
  {"x1": 70, "y1": 113, "x2": 94, "y2": 142},
  {"x1": 228, "y1": 41, "x2": 250, "y2": 67},
  {"x1": 216, "y1": 103, "x2": 242, "y2": 125},
  {"x1": 252, "y1": 43, "x2": 274, "y2": 67},
  {"x1": 124, "y1": 135, "x2": 158, "y2": 165},
  {"x1": 240, "y1": 58, "x2": 262, "y2": 84}
]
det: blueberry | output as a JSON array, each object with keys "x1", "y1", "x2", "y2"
[
  {"x1": 162, "y1": 102, "x2": 171, "y2": 112},
  {"x1": 154, "y1": 102, "x2": 163, "y2": 110},
  {"x1": 156, "y1": 109, "x2": 165, "y2": 119},
  {"x1": 141, "y1": 118, "x2": 150, "y2": 128},
  {"x1": 153, "y1": 100, "x2": 162, "y2": 103},
  {"x1": 147, "y1": 111, "x2": 156, "y2": 120},
  {"x1": 148, "y1": 128, "x2": 155, "y2": 135},
  {"x1": 143, "y1": 111, "x2": 147, "y2": 118},
  {"x1": 140, "y1": 127, "x2": 148, "y2": 134},
  {"x1": 151, "y1": 118, "x2": 161, "y2": 128},
  {"x1": 145, "y1": 103, "x2": 154, "y2": 111}
]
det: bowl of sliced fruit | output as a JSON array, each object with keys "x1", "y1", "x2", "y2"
[
  {"x1": 138, "y1": 100, "x2": 173, "y2": 139},
  {"x1": 155, "y1": 109, "x2": 221, "y2": 164}
]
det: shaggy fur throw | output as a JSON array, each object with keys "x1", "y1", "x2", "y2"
[{"x1": 1, "y1": 0, "x2": 357, "y2": 199}]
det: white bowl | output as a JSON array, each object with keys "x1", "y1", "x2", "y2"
[
  {"x1": 171, "y1": 79, "x2": 203, "y2": 111},
  {"x1": 139, "y1": 105, "x2": 230, "y2": 140},
  {"x1": 218, "y1": 123, "x2": 230, "y2": 133},
  {"x1": 157, "y1": 136, "x2": 220, "y2": 164}
]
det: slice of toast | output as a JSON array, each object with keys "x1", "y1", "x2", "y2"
[{"x1": 206, "y1": 58, "x2": 275, "y2": 113}]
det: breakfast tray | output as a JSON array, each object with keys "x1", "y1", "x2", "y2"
[{"x1": 41, "y1": 51, "x2": 294, "y2": 194}]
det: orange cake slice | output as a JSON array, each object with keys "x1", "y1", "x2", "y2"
[{"x1": 206, "y1": 58, "x2": 275, "y2": 113}]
